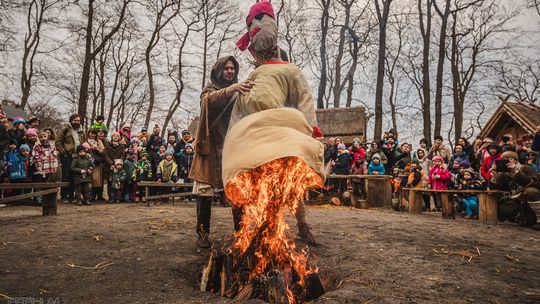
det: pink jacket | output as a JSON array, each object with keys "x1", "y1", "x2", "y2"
[{"x1": 428, "y1": 165, "x2": 451, "y2": 190}]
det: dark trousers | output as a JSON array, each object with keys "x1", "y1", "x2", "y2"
[
  {"x1": 75, "y1": 182, "x2": 92, "y2": 203},
  {"x1": 110, "y1": 188, "x2": 122, "y2": 202},
  {"x1": 60, "y1": 156, "x2": 74, "y2": 200},
  {"x1": 122, "y1": 182, "x2": 133, "y2": 202},
  {"x1": 196, "y1": 196, "x2": 212, "y2": 237}
]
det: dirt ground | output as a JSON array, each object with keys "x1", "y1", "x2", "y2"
[{"x1": 0, "y1": 201, "x2": 539, "y2": 304}]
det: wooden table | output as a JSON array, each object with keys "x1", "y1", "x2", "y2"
[
  {"x1": 0, "y1": 182, "x2": 69, "y2": 215},
  {"x1": 325, "y1": 175, "x2": 392, "y2": 208},
  {"x1": 402, "y1": 188, "x2": 508, "y2": 225}
]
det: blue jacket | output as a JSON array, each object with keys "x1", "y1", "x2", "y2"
[
  {"x1": 368, "y1": 162, "x2": 385, "y2": 175},
  {"x1": 5, "y1": 150, "x2": 27, "y2": 181}
]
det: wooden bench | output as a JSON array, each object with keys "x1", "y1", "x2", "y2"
[
  {"x1": 0, "y1": 182, "x2": 69, "y2": 215},
  {"x1": 401, "y1": 188, "x2": 508, "y2": 225},
  {"x1": 325, "y1": 175, "x2": 392, "y2": 208},
  {"x1": 137, "y1": 181, "x2": 194, "y2": 206}
]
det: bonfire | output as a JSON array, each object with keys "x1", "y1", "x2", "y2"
[{"x1": 201, "y1": 157, "x2": 325, "y2": 303}]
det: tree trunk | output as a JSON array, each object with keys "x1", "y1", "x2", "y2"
[
  {"x1": 374, "y1": 0, "x2": 392, "y2": 141},
  {"x1": 450, "y1": 12, "x2": 462, "y2": 143},
  {"x1": 78, "y1": 0, "x2": 94, "y2": 124},
  {"x1": 316, "y1": 0, "x2": 330, "y2": 109},
  {"x1": 419, "y1": 0, "x2": 432, "y2": 145},
  {"x1": 144, "y1": 49, "x2": 155, "y2": 127},
  {"x1": 434, "y1": 0, "x2": 450, "y2": 140}
]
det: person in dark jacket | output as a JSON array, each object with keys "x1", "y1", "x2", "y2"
[
  {"x1": 71, "y1": 145, "x2": 94, "y2": 205},
  {"x1": 56, "y1": 114, "x2": 85, "y2": 203},
  {"x1": 122, "y1": 149, "x2": 136, "y2": 203},
  {"x1": 332, "y1": 143, "x2": 351, "y2": 193},
  {"x1": 147, "y1": 125, "x2": 164, "y2": 176}
]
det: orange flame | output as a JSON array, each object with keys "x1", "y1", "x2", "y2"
[{"x1": 225, "y1": 157, "x2": 323, "y2": 303}]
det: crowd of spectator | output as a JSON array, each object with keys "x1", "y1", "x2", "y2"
[
  {"x1": 323, "y1": 128, "x2": 540, "y2": 219},
  {"x1": 0, "y1": 107, "x2": 195, "y2": 205}
]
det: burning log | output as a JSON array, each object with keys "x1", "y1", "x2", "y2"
[{"x1": 201, "y1": 157, "x2": 325, "y2": 303}]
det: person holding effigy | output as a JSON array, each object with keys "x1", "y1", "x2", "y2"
[
  {"x1": 223, "y1": 0, "x2": 325, "y2": 246},
  {"x1": 189, "y1": 56, "x2": 253, "y2": 249}
]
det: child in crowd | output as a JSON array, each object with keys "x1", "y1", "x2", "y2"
[
  {"x1": 134, "y1": 150, "x2": 153, "y2": 201},
  {"x1": 350, "y1": 158, "x2": 367, "y2": 199},
  {"x1": 332, "y1": 143, "x2": 351, "y2": 194},
  {"x1": 428, "y1": 156, "x2": 451, "y2": 211},
  {"x1": 448, "y1": 159, "x2": 461, "y2": 189},
  {"x1": 368, "y1": 154, "x2": 385, "y2": 175},
  {"x1": 458, "y1": 168, "x2": 483, "y2": 219},
  {"x1": 71, "y1": 145, "x2": 94, "y2": 205},
  {"x1": 405, "y1": 159, "x2": 423, "y2": 189},
  {"x1": 5, "y1": 141, "x2": 28, "y2": 182},
  {"x1": 109, "y1": 159, "x2": 126, "y2": 203},
  {"x1": 156, "y1": 148, "x2": 178, "y2": 183},
  {"x1": 526, "y1": 152, "x2": 538, "y2": 172},
  {"x1": 130, "y1": 138, "x2": 143, "y2": 160},
  {"x1": 90, "y1": 115, "x2": 109, "y2": 134},
  {"x1": 32, "y1": 131, "x2": 59, "y2": 182},
  {"x1": 122, "y1": 149, "x2": 137, "y2": 203},
  {"x1": 24, "y1": 128, "x2": 39, "y2": 152}
]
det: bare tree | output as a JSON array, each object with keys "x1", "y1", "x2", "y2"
[
  {"x1": 373, "y1": 0, "x2": 393, "y2": 140},
  {"x1": 143, "y1": 0, "x2": 180, "y2": 128},
  {"x1": 316, "y1": 0, "x2": 331, "y2": 109},
  {"x1": 418, "y1": 0, "x2": 432, "y2": 144},
  {"x1": 494, "y1": 60, "x2": 540, "y2": 103},
  {"x1": 20, "y1": 0, "x2": 59, "y2": 110},
  {"x1": 449, "y1": 0, "x2": 519, "y2": 142},
  {"x1": 77, "y1": 0, "x2": 132, "y2": 124}
]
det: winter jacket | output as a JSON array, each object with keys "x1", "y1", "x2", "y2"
[
  {"x1": 55, "y1": 124, "x2": 85, "y2": 157},
  {"x1": 179, "y1": 151, "x2": 194, "y2": 177},
  {"x1": 368, "y1": 162, "x2": 385, "y2": 175},
  {"x1": 333, "y1": 152, "x2": 351, "y2": 175},
  {"x1": 175, "y1": 137, "x2": 194, "y2": 154},
  {"x1": 366, "y1": 148, "x2": 388, "y2": 166},
  {"x1": 480, "y1": 153, "x2": 501, "y2": 181},
  {"x1": 393, "y1": 148, "x2": 411, "y2": 170},
  {"x1": 406, "y1": 170, "x2": 423, "y2": 189},
  {"x1": 450, "y1": 151, "x2": 469, "y2": 165},
  {"x1": 71, "y1": 155, "x2": 94, "y2": 184},
  {"x1": 428, "y1": 144, "x2": 451, "y2": 163},
  {"x1": 104, "y1": 141, "x2": 126, "y2": 166},
  {"x1": 110, "y1": 168, "x2": 126, "y2": 190},
  {"x1": 157, "y1": 160, "x2": 178, "y2": 182},
  {"x1": 123, "y1": 157, "x2": 136, "y2": 184},
  {"x1": 428, "y1": 165, "x2": 451, "y2": 190},
  {"x1": 134, "y1": 159, "x2": 153, "y2": 181},
  {"x1": 5, "y1": 150, "x2": 27, "y2": 181},
  {"x1": 32, "y1": 143, "x2": 59, "y2": 176},
  {"x1": 348, "y1": 146, "x2": 366, "y2": 168}
]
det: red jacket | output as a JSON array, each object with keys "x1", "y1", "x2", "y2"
[
  {"x1": 348, "y1": 146, "x2": 366, "y2": 168},
  {"x1": 481, "y1": 153, "x2": 501, "y2": 181},
  {"x1": 428, "y1": 165, "x2": 451, "y2": 190}
]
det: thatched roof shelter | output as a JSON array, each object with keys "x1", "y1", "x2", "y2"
[
  {"x1": 479, "y1": 101, "x2": 540, "y2": 141},
  {"x1": 316, "y1": 106, "x2": 366, "y2": 144}
]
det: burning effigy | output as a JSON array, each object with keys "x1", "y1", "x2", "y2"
[{"x1": 199, "y1": 1, "x2": 326, "y2": 302}]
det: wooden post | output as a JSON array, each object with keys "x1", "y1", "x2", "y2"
[
  {"x1": 408, "y1": 189, "x2": 423, "y2": 214},
  {"x1": 365, "y1": 177, "x2": 392, "y2": 207},
  {"x1": 42, "y1": 188, "x2": 59, "y2": 216},
  {"x1": 440, "y1": 193, "x2": 455, "y2": 220},
  {"x1": 479, "y1": 193, "x2": 497, "y2": 225},
  {"x1": 145, "y1": 187, "x2": 150, "y2": 207}
]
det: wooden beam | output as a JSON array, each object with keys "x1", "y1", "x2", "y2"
[
  {"x1": 145, "y1": 192, "x2": 193, "y2": 201},
  {"x1": 137, "y1": 181, "x2": 194, "y2": 187},
  {"x1": 327, "y1": 174, "x2": 391, "y2": 179},
  {"x1": 0, "y1": 182, "x2": 68, "y2": 190},
  {"x1": 0, "y1": 188, "x2": 59, "y2": 204}
]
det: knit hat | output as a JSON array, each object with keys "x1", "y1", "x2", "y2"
[
  {"x1": 28, "y1": 117, "x2": 40, "y2": 124},
  {"x1": 9, "y1": 138, "x2": 18, "y2": 146},
  {"x1": 122, "y1": 123, "x2": 131, "y2": 129},
  {"x1": 76, "y1": 145, "x2": 86, "y2": 153},
  {"x1": 96, "y1": 115, "x2": 105, "y2": 121},
  {"x1": 501, "y1": 151, "x2": 518, "y2": 160},
  {"x1": 181, "y1": 129, "x2": 190, "y2": 135},
  {"x1": 337, "y1": 143, "x2": 346, "y2": 150},
  {"x1": 352, "y1": 138, "x2": 361, "y2": 143},
  {"x1": 463, "y1": 168, "x2": 475, "y2": 175},
  {"x1": 432, "y1": 156, "x2": 444, "y2": 163},
  {"x1": 459, "y1": 159, "x2": 471, "y2": 168},
  {"x1": 114, "y1": 159, "x2": 123, "y2": 166},
  {"x1": 25, "y1": 128, "x2": 38, "y2": 137},
  {"x1": 13, "y1": 117, "x2": 26, "y2": 125},
  {"x1": 130, "y1": 137, "x2": 141, "y2": 145},
  {"x1": 127, "y1": 148, "x2": 135, "y2": 155},
  {"x1": 19, "y1": 144, "x2": 30, "y2": 152},
  {"x1": 372, "y1": 153, "x2": 381, "y2": 160},
  {"x1": 139, "y1": 150, "x2": 149, "y2": 159},
  {"x1": 236, "y1": 0, "x2": 276, "y2": 54},
  {"x1": 185, "y1": 143, "x2": 193, "y2": 150},
  {"x1": 411, "y1": 158, "x2": 420, "y2": 165},
  {"x1": 165, "y1": 148, "x2": 174, "y2": 156}
]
